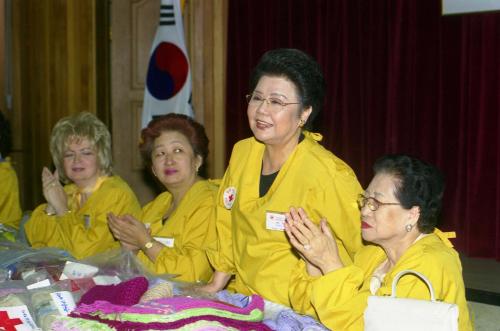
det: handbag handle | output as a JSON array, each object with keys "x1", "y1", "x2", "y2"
[{"x1": 391, "y1": 270, "x2": 436, "y2": 302}]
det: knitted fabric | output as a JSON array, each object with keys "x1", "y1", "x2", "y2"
[
  {"x1": 65, "y1": 294, "x2": 270, "y2": 330},
  {"x1": 140, "y1": 281, "x2": 173, "y2": 303},
  {"x1": 51, "y1": 316, "x2": 114, "y2": 331},
  {"x1": 70, "y1": 313, "x2": 271, "y2": 331},
  {"x1": 78, "y1": 276, "x2": 148, "y2": 306},
  {"x1": 52, "y1": 316, "x2": 242, "y2": 330},
  {"x1": 215, "y1": 291, "x2": 329, "y2": 331},
  {"x1": 74, "y1": 295, "x2": 264, "y2": 321},
  {"x1": 57, "y1": 289, "x2": 327, "y2": 330}
]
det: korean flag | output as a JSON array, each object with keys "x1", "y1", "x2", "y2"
[{"x1": 142, "y1": 0, "x2": 193, "y2": 128}]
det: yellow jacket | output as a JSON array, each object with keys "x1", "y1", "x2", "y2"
[
  {"x1": 137, "y1": 180, "x2": 218, "y2": 282},
  {"x1": 0, "y1": 158, "x2": 22, "y2": 229},
  {"x1": 25, "y1": 176, "x2": 141, "y2": 259},
  {"x1": 208, "y1": 132, "x2": 363, "y2": 307},
  {"x1": 289, "y1": 229, "x2": 473, "y2": 331}
]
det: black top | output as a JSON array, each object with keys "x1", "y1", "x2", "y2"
[
  {"x1": 259, "y1": 170, "x2": 279, "y2": 197},
  {"x1": 259, "y1": 133, "x2": 304, "y2": 197}
]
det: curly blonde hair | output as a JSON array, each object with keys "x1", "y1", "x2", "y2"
[{"x1": 50, "y1": 112, "x2": 112, "y2": 183}]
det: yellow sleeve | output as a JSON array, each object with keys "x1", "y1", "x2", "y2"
[
  {"x1": 304, "y1": 164, "x2": 363, "y2": 265},
  {"x1": 311, "y1": 266, "x2": 369, "y2": 330},
  {"x1": 290, "y1": 154, "x2": 364, "y2": 320},
  {"x1": 0, "y1": 160, "x2": 22, "y2": 229},
  {"x1": 289, "y1": 259, "x2": 368, "y2": 331},
  {"x1": 206, "y1": 173, "x2": 236, "y2": 275},
  {"x1": 141, "y1": 202, "x2": 216, "y2": 282},
  {"x1": 25, "y1": 178, "x2": 141, "y2": 259},
  {"x1": 287, "y1": 260, "x2": 317, "y2": 316}
]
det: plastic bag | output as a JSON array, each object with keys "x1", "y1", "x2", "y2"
[
  {"x1": 0, "y1": 241, "x2": 74, "y2": 284},
  {"x1": 0, "y1": 288, "x2": 39, "y2": 330},
  {"x1": 78, "y1": 248, "x2": 147, "y2": 281},
  {"x1": 28, "y1": 279, "x2": 81, "y2": 330},
  {"x1": 0, "y1": 223, "x2": 17, "y2": 243}
]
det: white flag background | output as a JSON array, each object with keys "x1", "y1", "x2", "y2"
[{"x1": 142, "y1": 0, "x2": 193, "y2": 128}]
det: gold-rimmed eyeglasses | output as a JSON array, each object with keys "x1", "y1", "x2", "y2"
[
  {"x1": 245, "y1": 93, "x2": 301, "y2": 113},
  {"x1": 357, "y1": 194, "x2": 401, "y2": 211}
]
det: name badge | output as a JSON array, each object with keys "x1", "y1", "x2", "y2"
[
  {"x1": 265, "y1": 211, "x2": 286, "y2": 231},
  {"x1": 155, "y1": 236, "x2": 175, "y2": 247}
]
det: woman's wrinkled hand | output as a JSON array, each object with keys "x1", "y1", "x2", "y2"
[
  {"x1": 41, "y1": 167, "x2": 68, "y2": 215},
  {"x1": 107, "y1": 212, "x2": 149, "y2": 250},
  {"x1": 284, "y1": 207, "x2": 344, "y2": 275}
]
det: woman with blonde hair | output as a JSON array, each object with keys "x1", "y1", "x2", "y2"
[{"x1": 25, "y1": 112, "x2": 141, "y2": 259}]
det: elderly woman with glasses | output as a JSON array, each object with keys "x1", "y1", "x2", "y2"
[
  {"x1": 202, "y1": 48, "x2": 363, "y2": 308},
  {"x1": 285, "y1": 154, "x2": 472, "y2": 331},
  {"x1": 25, "y1": 112, "x2": 141, "y2": 259}
]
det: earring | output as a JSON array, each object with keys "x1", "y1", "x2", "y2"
[
  {"x1": 405, "y1": 224, "x2": 413, "y2": 232},
  {"x1": 298, "y1": 119, "x2": 305, "y2": 128}
]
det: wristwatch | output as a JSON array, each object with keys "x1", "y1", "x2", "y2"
[{"x1": 143, "y1": 241, "x2": 154, "y2": 250}]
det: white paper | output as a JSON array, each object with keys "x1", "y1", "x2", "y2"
[
  {"x1": 50, "y1": 291, "x2": 76, "y2": 316},
  {"x1": 92, "y1": 275, "x2": 121, "y2": 286},
  {"x1": 26, "y1": 279, "x2": 51, "y2": 290},
  {"x1": 155, "y1": 236, "x2": 175, "y2": 247},
  {"x1": 60, "y1": 261, "x2": 99, "y2": 280},
  {"x1": 0, "y1": 305, "x2": 38, "y2": 330}
]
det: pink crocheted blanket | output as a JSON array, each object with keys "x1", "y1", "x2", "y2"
[{"x1": 68, "y1": 294, "x2": 270, "y2": 330}]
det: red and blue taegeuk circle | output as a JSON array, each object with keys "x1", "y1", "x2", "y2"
[{"x1": 146, "y1": 42, "x2": 189, "y2": 100}]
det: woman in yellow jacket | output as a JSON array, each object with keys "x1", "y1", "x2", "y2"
[
  {"x1": 202, "y1": 49, "x2": 363, "y2": 307},
  {"x1": 0, "y1": 111, "x2": 22, "y2": 229},
  {"x1": 0, "y1": 158, "x2": 22, "y2": 230},
  {"x1": 285, "y1": 154, "x2": 473, "y2": 330},
  {"x1": 108, "y1": 114, "x2": 217, "y2": 283},
  {"x1": 25, "y1": 112, "x2": 141, "y2": 259}
]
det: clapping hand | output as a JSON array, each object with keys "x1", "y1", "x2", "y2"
[
  {"x1": 107, "y1": 212, "x2": 149, "y2": 251},
  {"x1": 284, "y1": 207, "x2": 344, "y2": 275},
  {"x1": 41, "y1": 167, "x2": 68, "y2": 215}
]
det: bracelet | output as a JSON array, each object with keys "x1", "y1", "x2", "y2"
[
  {"x1": 45, "y1": 210, "x2": 56, "y2": 216},
  {"x1": 45, "y1": 209, "x2": 71, "y2": 216}
]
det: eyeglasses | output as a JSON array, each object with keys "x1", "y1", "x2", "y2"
[
  {"x1": 357, "y1": 194, "x2": 401, "y2": 211},
  {"x1": 246, "y1": 93, "x2": 301, "y2": 113}
]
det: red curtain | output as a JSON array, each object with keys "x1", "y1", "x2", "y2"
[{"x1": 225, "y1": 0, "x2": 500, "y2": 259}]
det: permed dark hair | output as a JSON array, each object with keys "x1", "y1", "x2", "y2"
[
  {"x1": 139, "y1": 114, "x2": 209, "y2": 177},
  {"x1": 249, "y1": 48, "x2": 326, "y2": 130},
  {"x1": 373, "y1": 154, "x2": 445, "y2": 234},
  {"x1": 0, "y1": 111, "x2": 12, "y2": 158}
]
